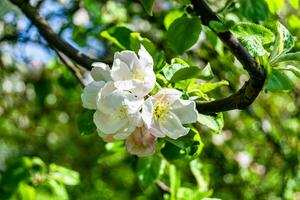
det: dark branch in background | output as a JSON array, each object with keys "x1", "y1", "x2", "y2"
[
  {"x1": 190, "y1": 0, "x2": 266, "y2": 114},
  {"x1": 9, "y1": 0, "x2": 99, "y2": 70},
  {"x1": 52, "y1": 47, "x2": 85, "y2": 87},
  {"x1": 9, "y1": 0, "x2": 266, "y2": 114}
]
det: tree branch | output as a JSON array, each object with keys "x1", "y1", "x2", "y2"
[
  {"x1": 190, "y1": 0, "x2": 266, "y2": 114},
  {"x1": 9, "y1": 0, "x2": 99, "y2": 70},
  {"x1": 52, "y1": 47, "x2": 85, "y2": 87},
  {"x1": 9, "y1": 0, "x2": 266, "y2": 114}
]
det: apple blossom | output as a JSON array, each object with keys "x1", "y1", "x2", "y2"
[
  {"x1": 110, "y1": 45, "x2": 156, "y2": 98},
  {"x1": 81, "y1": 81, "x2": 105, "y2": 110},
  {"x1": 93, "y1": 82, "x2": 143, "y2": 140},
  {"x1": 141, "y1": 88, "x2": 198, "y2": 140},
  {"x1": 125, "y1": 126, "x2": 156, "y2": 157}
]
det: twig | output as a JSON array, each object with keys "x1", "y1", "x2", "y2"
[
  {"x1": 9, "y1": 0, "x2": 99, "y2": 70},
  {"x1": 53, "y1": 48, "x2": 85, "y2": 87},
  {"x1": 9, "y1": 0, "x2": 267, "y2": 114},
  {"x1": 190, "y1": 0, "x2": 266, "y2": 114},
  {"x1": 156, "y1": 180, "x2": 171, "y2": 193}
]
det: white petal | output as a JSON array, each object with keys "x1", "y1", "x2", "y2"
[
  {"x1": 138, "y1": 45, "x2": 153, "y2": 68},
  {"x1": 158, "y1": 111, "x2": 189, "y2": 139},
  {"x1": 81, "y1": 81, "x2": 105, "y2": 109},
  {"x1": 97, "y1": 129, "x2": 116, "y2": 142},
  {"x1": 114, "y1": 51, "x2": 139, "y2": 70},
  {"x1": 149, "y1": 120, "x2": 165, "y2": 138},
  {"x1": 93, "y1": 110, "x2": 128, "y2": 134},
  {"x1": 91, "y1": 62, "x2": 112, "y2": 82},
  {"x1": 111, "y1": 58, "x2": 133, "y2": 81},
  {"x1": 153, "y1": 88, "x2": 182, "y2": 105},
  {"x1": 141, "y1": 98, "x2": 154, "y2": 128},
  {"x1": 113, "y1": 79, "x2": 140, "y2": 93},
  {"x1": 125, "y1": 98, "x2": 144, "y2": 127},
  {"x1": 97, "y1": 82, "x2": 123, "y2": 113},
  {"x1": 126, "y1": 127, "x2": 156, "y2": 157},
  {"x1": 171, "y1": 99, "x2": 198, "y2": 124},
  {"x1": 113, "y1": 125, "x2": 136, "y2": 140}
]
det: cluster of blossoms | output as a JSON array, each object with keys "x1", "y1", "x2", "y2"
[{"x1": 81, "y1": 46, "x2": 198, "y2": 156}]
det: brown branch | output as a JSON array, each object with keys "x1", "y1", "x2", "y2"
[
  {"x1": 9, "y1": 0, "x2": 99, "y2": 70},
  {"x1": 52, "y1": 47, "x2": 85, "y2": 87},
  {"x1": 190, "y1": 0, "x2": 266, "y2": 114},
  {"x1": 9, "y1": 0, "x2": 266, "y2": 114}
]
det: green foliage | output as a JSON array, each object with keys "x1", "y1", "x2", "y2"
[
  {"x1": 77, "y1": 109, "x2": 97, "y2": 135},
  {"x1": 164, "y1": 10, "x2": 184, "y2": 30},
  {"x1": 265, "y1": 69, "x2": 294, "y2": 92},
  {"x1": 137, "y1": 156, "x2": 162, "y2": 189},
  {"x1": 239, "y1": 0, "x2": 269, "y2": 21},
  {"x1": 167, "y1": 15, "x2": 202, "y2": 54},
  {"x1": 270, "y1": 22, "x2": 295, "y2": 59},
  {"x1": 161, "y1": 127, "x2": 203, "y2": 161},
  {"x1": 139, "y1": 0, "x2": 156, "y2": 15},
  {"x1": 276, "y1": 52, "x2": 300, "y2": 63},
  {"x1": 0, "y1": 157, "x2": 79, "y2": 200},
  {"x1": 163, "y1": 63, "x2": 214, "y2": 83},
  {"x1": 1, "y1": 0, "x2": 300, "y2": 199},
  {"x1": 239, "y1": 36, "x2": 267, "y2": 57},
  {"x1": 231, "y1": 23, "x2": 275, "y2": 44},
  {"x1": 101, "y1": 26, "x2": 132, "y2": 50},
  {"x1": 197, "y1": 113, "x2": 224, "y2": 134}
]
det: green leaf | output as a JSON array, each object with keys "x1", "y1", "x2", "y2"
[
  {"x1": 209, "y1": 21, "x2": 228, "y2": 33},
  {"x1": 275, "y1": 65, "x2": 300, "y2": 77},
  {"x1": 101, "y1": 26, "x2": 132, "y2": 49},
  {"x1": 177, "y1": 187, "x2": 212, "y2": 200},
  {"x1": 189, "y1": 80, "x2": 229, "y2": 93},
  {"x1": 162, "y1": 64, "x2": 186, "y2": 81},
  {"x1": 162, "y1": 127, "x2": 203, "y2": 161},
  {"x1": 197, "y1": 113, "x2": 224, "y2": 134},
  {"x1": 164, "y1": 10, "x2": 183, "y2": 30},
  {"x1": 265, "y1": 0, "x2": 284, "y2": 13},
  {"x1": 169, "y1": 165, "x2": 180, "y2": 200},
  {"x1": 167, "y1": 15, "x2": 202, "y2": 54},
  {"x1": 238, "y1": 36, "x2": 266, "y2": 57},
  {"x1": 231, "y1": 23, "x2": 275, "y2": 44},
  {"x1": 78, "y1": 109, "x2": 97, "y2": 135},
  {"x1": 265, "y1": 69, "x2": 294, "y2": 92},
  {"x1": 139, "y1": 0, "x2": 155, "y2": 15},
  {"x1": 288, "y1": 0, "x2": 299, "y2": 9},
  {"x1": 190, "y1": 160, "x2": 210, "y2": 192},
  {"x1": 49, "y1": 164, "x2": 80, "y2": 186},
  {"x1": 276, "y1": 52, "x2": 300, "y2": 63},
  {"x1": 130, "y1": 32, "x2": 165, "y2": 72},
  {"x1": 18, "y1": 182, "x2": 36, "y2": 200},
  {"x1": 239, "y1": 0, "x2": 269, "y2": 21},
  {"x1": 171, "y1": 57, "x2": 190, "y2": 66},
  {"x1": 271, "y1": 22, "x2": 295, "y2": 59},
  {"x1": 130, "y1": 32, "x2": 155, "y2": 53},
  {"x1": 163, "y1": 63, "x2": 214, "y2": 83},
  {"x1": 47, "y1": 179, "x2": 68, "y2": 200},
  {"x1": 169, "y1": 67, "x2": 208, "y2": 83},
  {"x1": 137, "y1": 156, "x2": 161, "y2": 189}
]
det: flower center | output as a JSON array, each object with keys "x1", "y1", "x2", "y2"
[
  {"x1": 117, "y1": 105, "x2": 127, "y2": 119},
  {"x1": 154, "y1": 102, "x2": 171, "y2": 119},
  {"x1": 132, "y1": 68, "x2": 144, "y2": 80}
]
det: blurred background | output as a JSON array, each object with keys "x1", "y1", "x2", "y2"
[{"x1": 0, "y1": 0, "x2": 299, "y2": 199}]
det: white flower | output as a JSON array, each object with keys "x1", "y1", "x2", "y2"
[
  {"x1": 93, "y1": 82, "x2": 143, "y2": 140},
  {"x1": 110, "y1": 45, "x2": 156, "y2": 98},
  {"x1": 90, "y1": 62, "x2": 112, "y2": 82},
  {"x1": 81, "y1": 81, "x2": 105, "y2": 110},
  {"x1": 141, "y1": 88, "x2": 198, "y2": 139},
  {"x1": 126, "y1": 126, "x2": 156, "y2": 157}
]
